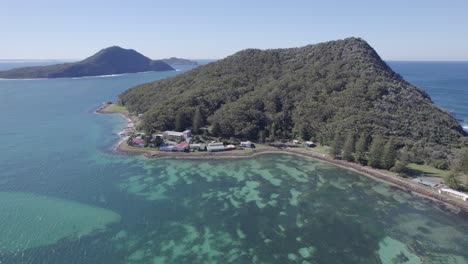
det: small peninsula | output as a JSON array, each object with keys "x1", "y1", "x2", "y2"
[
  {"x1": 0, "y1": 46, "x2": 174, "y2": 79},
  {"x1": 160, "y1": 57, "x2": 198, "y2": 66},
  {"x1": 112, "y1": 37, "x2": 468, "y2": 210}
]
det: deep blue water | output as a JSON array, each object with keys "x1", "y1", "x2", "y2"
[
  {"x1": 388, "y1": 61, "x2": 468, "y2": 130},
  {"x1": 0, "y1": 61, "x2": 467, "y2": 264}
]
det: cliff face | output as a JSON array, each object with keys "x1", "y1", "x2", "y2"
[
  {"x1": 119, "y1": 38, "x2": 465, "y2": 147},
  {"x1": 0, "y1": 46, "x2": 174, "y2": 79}
]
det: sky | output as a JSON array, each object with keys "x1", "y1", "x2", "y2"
[{"x1": 1, "y1": 0, "x2": 467, "y2": 60}]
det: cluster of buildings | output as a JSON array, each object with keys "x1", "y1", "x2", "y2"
[{"x1": 127, "y1": 129, "x2": 255, "y2": 153}]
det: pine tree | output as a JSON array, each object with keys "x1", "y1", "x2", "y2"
[
  {"x1": 382, "y1": 138, "x2": 397, "y2": 170},
  {"x1": 460, "y1": 149, "x2": 468, "y2": 173},
  {"x1": 445, "y1": 172, "x2": 460, "y2": 190},
  {"x1": 368, "y1": 135, "x2": 385, "y2": 168},
  {"x1": 258, "y1": 130, "x2": 265, "y2": 143},
  {"x1": 211, "y1": 121, "x2": 221, "y2": 136},
  {"x1": 342, "y1": 132, "x2": 355, "y2": 162},
  {"x1": 329, "y1": 132, "x2": 343, "y2": 159},
  {"x1": 390, "y1": 161, "x2": 408, "y2": 176},
  {"x1": 354, "y1": 133, "x2": 368, "y2": 165},
  {"x1": 269, "y1": 123, "x2": 276, "y2": 141},
  {"x1": 192, "y1": 107, "x2": 203, "y2": 134},
  {"x1": 175, "y1": 112, "x2": 184, "y2": 132}
]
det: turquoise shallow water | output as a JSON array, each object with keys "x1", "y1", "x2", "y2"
[{"x1": 0, "y1": 61, "x2": 467, "y2": 263}]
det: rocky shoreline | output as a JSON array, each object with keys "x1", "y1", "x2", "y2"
[{"x1": 99, "y1": 106, "x2": 468, "y2": 214}]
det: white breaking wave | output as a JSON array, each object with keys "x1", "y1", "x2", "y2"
[
  {"x1": 72, "y1": 73, "x2": 126, "y2": 79},
  {"x1": 463, "y1": 125, "x2": 468, "y2": 132}
]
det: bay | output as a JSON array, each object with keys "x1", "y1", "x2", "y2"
[{"x1": 0, "y1": 61, "x2": 467, "y2": 263}]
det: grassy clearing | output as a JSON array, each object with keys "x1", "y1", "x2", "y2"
[
  {"x1": 407, "y1": 163, "x2": 450, "y2": 178},
  {"x1": 310, "y1": 145, "x2": 329, "y2": 154},
  {"x1": 103, "y1": 104, "x2": 127, "y2": 113}
]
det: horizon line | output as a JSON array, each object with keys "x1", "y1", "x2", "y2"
[{"x1": 1, "y1": 58, "x2": 468, "y2": 63}]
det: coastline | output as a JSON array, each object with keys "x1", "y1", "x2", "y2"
[{"x1": 99, "y1": 107, "x2": 468, "y2": 214}]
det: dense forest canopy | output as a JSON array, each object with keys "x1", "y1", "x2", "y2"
[
  {"x1": 0, "y1": 46, "x2": 174, "y2": 79},
  {"x1": 119, "y1": 38, "x2": 465, "y2": 151}
]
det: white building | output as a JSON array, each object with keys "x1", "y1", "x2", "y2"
[
  {"x1": 162, "y1": 130, "x2": 191, "y2": 140},
  {"x1": 207, "y1": 142, "x2": 225, "y2": 152},
  {"x1": 439, "y1": 188, "x2": 468, "y2": 201},
  {"x1": 240, "y1": 141, "x2": 253, "y2": 148}
]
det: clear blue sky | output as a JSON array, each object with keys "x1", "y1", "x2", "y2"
[{"x1": 1, "y1": 0, "x2": 467, "y2": 60}]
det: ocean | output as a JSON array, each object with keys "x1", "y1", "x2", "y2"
[
  {"x1": 0, "y1": 61, "x2": 467, "y2": 263},
  {"x1": 388, "y1": 61, "x2": 468, "y2": 131}
]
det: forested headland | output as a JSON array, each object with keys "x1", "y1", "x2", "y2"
[{"x1": 119, "y1": 37, "x2": 468, "y2": 186}]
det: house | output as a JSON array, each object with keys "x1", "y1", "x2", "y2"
[
  {"x1": 439, "y1": 188, "x2": 468, "y2": 201},
  {"x1": 293, "y1": 140, "x2": 300, "y2": 144},
  {"x1": 412, "y1": 178, "x2": 439, "y2": 188},
  {"x1": 174, "y1": 142, "x2": 190, "y2": 152},
  {"x1": 240, "y1": 141, "x2": 254, "y2": 148},
  {"x1": 151, "y1": 134, "x2": 163, "y2": 140},
  {"x1": 182, "y1": 130, "x2": 192, "y2": 138},
  {"x1": 163, "y1": 131, "x2": 184, "y2": 140},
  {"x1": 207, "y1": 142, "x2": 225, "y2": 152},
  {"x1": 162, "y1": 130, "x2": 192, "y2": 141},
  {"x1": 190, "y1": 144, "x2": 206, "y2": 151},
  {"x1": 159, "y1": 145, "x2": 175, "y2": 152},
  {"x1": 131, "y1": 138, "x2": 145, "y2": 147}
]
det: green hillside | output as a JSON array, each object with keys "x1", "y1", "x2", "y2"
[{"x1": 119, "y1": 38, "x2": 465, "y2": 159}]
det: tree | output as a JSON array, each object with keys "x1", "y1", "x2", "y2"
[
  {"x1": 342, "y1": 132, "x2": 355, "y2": 162},
  {"x1": 175, "y1": 112, "x2": 184, "y2": 132},
  {"x1": 460, "y1": 149, "x2": 468, "y2": 173},
  {"x1": 329, "y1": 132, "x2": 343, "y2": 159},
  {"x1": 192, "y1": 107, "x2": 203, "y2": 134},
  {"x1": 368, "y1": 136, "x2": 385, "y2": 168},
  {"x1": 258, "y1": 130, "x2": 266, "y2": 143},
  {"x1": 354, "y1": 133, "x2": 368, "y2": 165},
  {"x1": 390, "y1": 161, "x2": 408, "y2": 176},
  {"x1": 143, "y1": 134, "x2": 152, "y2": 147},
  {"x1": 445, "y1": 172, "x2": 460, "y2": 190},
  {"x1": 269, "y1": 123, "x2": 276, "y2": 141},
  {"x1": 153, "y1": 136, "x2": 164, "y2": 147},
  {"x1": 211, "y1": 121, "x2": 221, "y2": 136},
  {"x1": 382, "y1": 138, "x2": 397, "y2": 170}
]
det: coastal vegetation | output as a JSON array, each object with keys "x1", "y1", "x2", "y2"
[
  {"x1": 118, "y1": 37, "x2": 467, "y2": 193},
  {"x1": 0, "y1": 46, "x2": 174, "y2": 79}
]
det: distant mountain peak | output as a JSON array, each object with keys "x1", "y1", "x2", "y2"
[{"x1": 0, "y1": 47, "x2": 174, "y2": 79}]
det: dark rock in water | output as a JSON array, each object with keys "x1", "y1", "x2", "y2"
[{"x1": 0, "y1": 46, "x2": 174, "y2": 79}]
